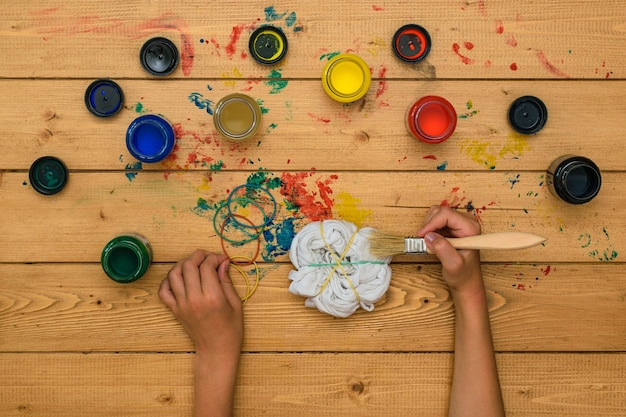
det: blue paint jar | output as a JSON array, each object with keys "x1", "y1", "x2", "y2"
[
  {"x1": 126, "y1": 114, "x2": 175, "y2": 163},
  {"x1": 547, "y1": 155, "x2": 601, "y2": 204}
]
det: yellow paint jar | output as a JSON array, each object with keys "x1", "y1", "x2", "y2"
[
  {"x1": 214, "y1": 93, "x2": 262, "y2": 141},
  {"x1": 322, "y1": 53, "x2": 371, "y2": 103}
]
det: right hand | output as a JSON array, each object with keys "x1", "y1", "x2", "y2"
[{"x1": 417, "y1": 206, "x2": 484, "y2": 295}]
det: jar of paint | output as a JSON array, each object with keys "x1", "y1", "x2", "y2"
[
  {"x1": 547, "y1": 155, "x2": 601, "y2": 204},
  {"x1": 249, "y1": 25, "x2": 288, "y2": 65},
  {"x1": 322, "y1": 53, "x2": 371, "y2": 103},
  {"x1": 84, "y1": 79, "x2": 124, "y2": 117},
  {"x1": 126, "y1": 114, "x2": 176, "y2": 163},
  {"x1": 213, "y1": 93, "x2": 262, "y2": 141},
  {"x1": 101, "y1": 234, "x2": 153, "y2": 283},
  {"x1": 508, "y1": 96, "x2": 548, "y2": 134},
  {"x1": 140, "y1": 37, "x2": 179, "y2": 76},
  {"x1": 392, "y1": 24, "x2": 431, "y2": 63},
  {"x1": 406, "y1": 96, "x2": 457, "y2": 144},
  {"x1": 28, "y1": 156, "x2": 69, "y2": 195}
]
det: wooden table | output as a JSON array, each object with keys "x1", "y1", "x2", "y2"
[{"x1": 1, "y1": 1, "x2": 625, "y2": 416}]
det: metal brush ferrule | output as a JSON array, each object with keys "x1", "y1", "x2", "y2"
[{"x1": 404, "y1": 237, "x2": 427, "y2": 254}]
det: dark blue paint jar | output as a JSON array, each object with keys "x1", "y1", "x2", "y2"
[
  {"x1": 126, "y1": 115, "x2": 175, "y2": 163},
  {"x1": 547, "y1": 155, "x2": 601, "y2": 204}
]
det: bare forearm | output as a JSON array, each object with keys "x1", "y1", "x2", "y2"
[
  {"x1": 193, "y1": 353, "x2": 239, "y2": 417},
  {"x1": 449, "y1": 288, "x2": 505, "y2": 417}
]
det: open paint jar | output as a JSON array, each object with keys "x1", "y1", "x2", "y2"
[
  {"x1": 547, "y1": 155, "x2": 601, "y2": 204},
  {"x1": 213, "y1": 93, "x2": 263, "y2": 141},
  {"x1": 406, "y1": 96, "x2": 457, "y2": 144},
  {"x1": 101, "y1": 234, "x2": 153, "y2": 283},
  {"x1": 322, "y1": 53, "x2": 371, "y2": 103},
  {"x1": 126, "y1": 114, "x2": 175, "y2": 163}
]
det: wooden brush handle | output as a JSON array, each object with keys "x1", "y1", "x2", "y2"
[{"x1": 441, "y1": 232, "x2": 546, "y2": 251}]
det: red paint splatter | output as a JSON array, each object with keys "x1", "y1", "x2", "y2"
[
  {"x1": 606, "y1": 72, "x2": 611, "y2": 79},
  {"x1": 495, "y1": 20, "x2": 504, "y2": 34},
  {"x1": 541, "y1": 265, "x2": 554, "y2": 276},
  {"x1": 516, "y1": 284, "x2": 526, "y2": 291},
  {"x1": 32, "y1": 10, "x2": 196, "y2": 77},
  {"x1": 484, "y1": 60, "x2": 492, "y2": 67},
  {"x1": 536, "y1": 50, "x2": 570, "y2": 78},
  {"x1": 506, "y1": 34, "x2": 518, "y2": 47},
  {"x1": 452, "y1": 43, "x2": 475, "y2": 65},
  {"x1": 372, "y1": 5, "x2": 384, "y2": 11},
  {"x1": 225, "y1": 24, "x2": 245, "y2": 57},
  {"x1": 510, "y1": 63, "x2": 518, "y2": 71},
  {"x1": 423, "y1": 155, "x2": 438, "y2": 160},
  {"x1": 280, "y1": 172, "x2": 338, "y2": 221},
  {"x1": 440, "y1": 187, "x2": 466, "y2": 208},
  {"x1": 464, "y1": 41, "x2": 475, "y2": 50},
  {"x1": 376, "y1": 66, "x2": 388, "y2": 99},
  {"x1": 307, "y1": 112, "x2": 331, "y2": 124},
  {"x1": 477, "y1": 0, "x2": 487, "y2": 17}
]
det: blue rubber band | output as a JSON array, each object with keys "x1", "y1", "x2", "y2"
[
  {"x1": 226, "y1": 183, "x2": 277, "y2": 229},
  {"x1": 213, "y1": 200, "x2": 265, "y2": 245}
]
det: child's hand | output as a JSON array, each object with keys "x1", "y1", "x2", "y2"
[
  {"x1": 417, "y1": 206, "x2": 484, "y2": 296},
  {"x1": 158, "y1": 250, "x2": 243, "y2": 358}
]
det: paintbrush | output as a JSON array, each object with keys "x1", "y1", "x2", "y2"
[{"x1": 368, "y1": 231, "x2": 547, "y2": 257}]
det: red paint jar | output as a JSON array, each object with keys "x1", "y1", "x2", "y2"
[{"x1": 406, "y1": 96, "x2": 457, "y2": 144}]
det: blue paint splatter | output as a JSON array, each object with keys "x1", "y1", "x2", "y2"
[
  {"x1": 264, "y1": 6, "x2": 288, "y2": 21},
  {"x1": 285, "y1": 11, "x2": 297, "y2": 27},
  {"x1": 262, "y1": 218, "x2": 297, "y2": 261},
  {"x1": 436, "y1": 161, "x2": 448, "y2": 170},
  {"x1": 124, "y1": 162, "x2": 142, "y2": 182},
  {"x1": 509, "y1": 174, "x2": 521, "y2": 189},
  {"x1": 188, "y1": 92, "x2": 214, "y2": 115}
]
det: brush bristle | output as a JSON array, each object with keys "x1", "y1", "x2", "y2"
[{"x1": 368, "y1": 231, "x2": 406, "y2": 257}]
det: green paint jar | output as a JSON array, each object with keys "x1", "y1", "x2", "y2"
[
  {"x1": 101, "y1": 234, "x2": 153, "y2": 283},
  {"x1": 214, "y1": 93, "x2": 262, "y2": 141}
]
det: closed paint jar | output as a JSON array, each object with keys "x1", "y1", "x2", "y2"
[
  {"x1": 322, "y1": 53, "x2": 371, "y2": 103},
  {"x1": 547, "y1": 155, "x2": 601, "y2": 204},
  {"x1": 214, "y1": 93, "x2": 262, "y2": 141},
  {"x1": 101, "y1": 234, "x2": 153, "y2": 283},
  {"x1": 126, "y1": 114, "x2": 175, "y2": 163},
  {"x1": 406, "y1": 96, "x2": 457, "y2": 144},
  {"x1": 29, "y1": 156, "x2": 68, "y2": 195},
  {"x1": 249, "y1": 25, "x2": 288, "y2": 65}
]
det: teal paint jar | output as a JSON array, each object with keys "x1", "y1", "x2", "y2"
[{"x1": 101, "y1": 234, "x2": 153, "y2": 283}]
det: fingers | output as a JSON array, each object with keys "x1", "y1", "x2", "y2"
[
  {"x1": 418, "y1": 205, "x2": 481, "y2": 238},
  {"x1": 158, "y1": 276, "x2": 176, "y2": 309},
  {"x1": 424, "y1": 232, "x2": 464, "y2": 274},
  {"x1": 217, "y1": 259, "x2": 243, "y2": 309}
]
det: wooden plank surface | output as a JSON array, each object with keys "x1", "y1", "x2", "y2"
[
  {"x1": 1, "y1": 1, "x2": 624, "y2": 79},
  {"x1": 1, "y1": 80, "x2": 625, "y2": 171},
  {"x1": 1, "y1": 0, "x2": 625, "y2": 416},
  {"x1": 0, "y1": 353, "x2": 624, "y2": 417},
  {"x1": 1, "y1": 263, "x2": 624, "y2": 352}
]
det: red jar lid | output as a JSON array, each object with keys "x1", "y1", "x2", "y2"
[{"x1": 407, "y1": 96, "x2": 457, "y2": 144}]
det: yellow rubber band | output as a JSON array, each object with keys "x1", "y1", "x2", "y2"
[
  {"x1": 316, "y1": 221, "x2": 361, "y2": 304},
  {"x1": 228, "y1": 255, "x2": 260, "y2": 306}
]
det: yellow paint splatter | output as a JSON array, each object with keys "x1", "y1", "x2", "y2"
[
  {"x1": 196, "y1": 176, "x2": 211, "y2": 192},
  {"x1": 221, "y1": 67, "x2": 243, "y2": 87},
  {"x1": 461, "y1": 139, "x2": 497, "y2": 169},
  {"x1": 500, "y1": 132, "x2": 530, "y2": 157},
  {"x1": 366, "y1": 37, "x2": 387, "y2": 57},
  {"x1": 334, "y1": 192, "x2": 372, "y2": 227},
  {"x1": 461, "y1": 133, "x2": 530, "y2": 170}
]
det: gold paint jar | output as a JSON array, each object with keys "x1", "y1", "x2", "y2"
[{"x1": 214, "y1": 93, "x2": 262, "y2": 141}]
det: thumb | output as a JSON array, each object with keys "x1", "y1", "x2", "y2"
[
  {"x1": 424, "y1": 232, "x2": 464, "y2": 273},
  {"x1": 217, "y1": 259, "x2": 242, "y2": 308}
]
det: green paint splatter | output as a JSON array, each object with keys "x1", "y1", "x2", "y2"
[
  {"x1": 320, "y1": 51, "x2": 341, "y2": 60},
  {"x1": 209, "y1": 160, "x2": 224, "y2": 170},
  {"x1": 131, "y1": 102, "x2": 147, "y2": 114},
  {"x1": 256, "y1": 99, "x2": 270, "y2": 114},
  {"x1": 266, "y1": 123, "x2": 278, "y2": 133},
  {"x1": 246, "y1": 170, "x2": 282, "y2": 189},
  {"x1": 265, "y1": 69, "x2": 289, "y2": 94}
]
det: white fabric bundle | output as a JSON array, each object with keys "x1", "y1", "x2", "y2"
[{"x1": 288, "y1": 220, "x2": 392, "y2": 318}]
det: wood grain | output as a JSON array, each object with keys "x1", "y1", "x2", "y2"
[
  {"x1": 0, "y1": 353, "x2": 624, "y2": 417},
  {"x1": 0, "y1": 80, "x2": 624, "y2": 171},
  {"x1": 1, "y1": 263, "x2": 624, "y2": 352}
]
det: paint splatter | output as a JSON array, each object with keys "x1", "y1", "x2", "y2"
[
  {"x1": 246, "y1": 170, "x2": 282, "y2": 189},
  {"x1": 263, "y1": 6, "x2": 302, "y2": 32},
  {"x1": 188, "y1": 92, "x2": 214, "y2": 115},
  {"x1": 280, "y1": 172, "x2": 338, "y2": 221},
  {"x1": 495, "y1": 20, "x2": 504, "y2": 34},
  {"x1": 256, "y1": 99, "x2": 270, "y2": 114},
  {"x1": 262, "y1": 218, "x2": 297, "y2": 261},
  {"x1": 536, "y1": 50, "x2": 570, "y2": 78},
  {"x1": 452, "y1": 43, "x2": 475, "y2": 65},
  {"x1": 375, "y1": 66, "x2": 388, "y2": 99},
  {"x1": 124, "y1": 162, "x2": 142, "y2": 181},
  {"x1": 264, "y1": 6, "x2": 288, "y2": 21},
  {"x1": 131, "y1": 102, "x2": 148, "y2": 114},
  {"x1": 459, "y1": 100, "x2": 480, "y2": 118},
  {"x1": 508, "y1": 174, "x2": 521, "y2": 189},
  {"x1": 320, "y1": 50, "x2": 341, "y2": 61},
  {"x1": 32, "y1": 11, "x2": 196, "y2": 76},
  {"x1": 423, "y1": 155, "x2": 438, "y2": 160},
  {"x1": 464, "y1": 41, "x2": 475, "y2": 50},
  {"x1": 264, "y1": 69, "x2": 289, "y2": 94},
  {"x1": 307, "y1": 113, "x2": 331, "y2": 124},
  {"x1": 461, "y1": 140, "x2": 497, "y2": 169},
  {"x1": 372, "y1": 5, "x2": 384, "y2": 11},
  {"x1": 440, "y1": 187, "x2": 467, "y2": 209},
  {"x1": 436, "y1": 161, "x2": 448, "y2": 170},
  {"x1": 506, "y1": 34, "x2": 518, "y2": 48},
  {"x1": 579, "y1": 229, "x2": 619, "y2": 262},
  {"x1": 333, "y1": 192, "x2": 372, "y2": 227},
  {"x1": 510, "y1": 63, "x2": 518, "y2": 71}
]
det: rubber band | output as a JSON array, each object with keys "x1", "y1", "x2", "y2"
[
  {"x1": 228, "y1": 255, "x2": 260, "y2": 306},
  {"x1": 220, "y1": 213, "x2": 261, "y2": 266},
  {"x1": 315, "y1": 221, "x2": 361, "y2": 304},
  {"x1": 213, "y1": 200, "x2": 265, "y2": 245},
  {"x1": 226, "y1": 183, "x2": 277, "y2": 229},
  {"x1": 305, "y1": 260, "x2": 388, "y2": 267}
]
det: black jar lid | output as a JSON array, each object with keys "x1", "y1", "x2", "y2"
[
  {"x1": 29, "y1": 156, "x2": 68, "y2": 195},
  {"x1": 249, "y1": 26, "x2": 288, "y2": 65},
  {"x1": 84, "y1": 79, "x2": 124, "y2": 117},
  {"x1": 140, "y1": 37, "x2": 179, "y2": 76},
  {"x1": 392, "y1": 24, "x2": 431, "y2": 63},
  {"x1": 508, "y1": 96, "x2": 548, "y2": 134}
]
